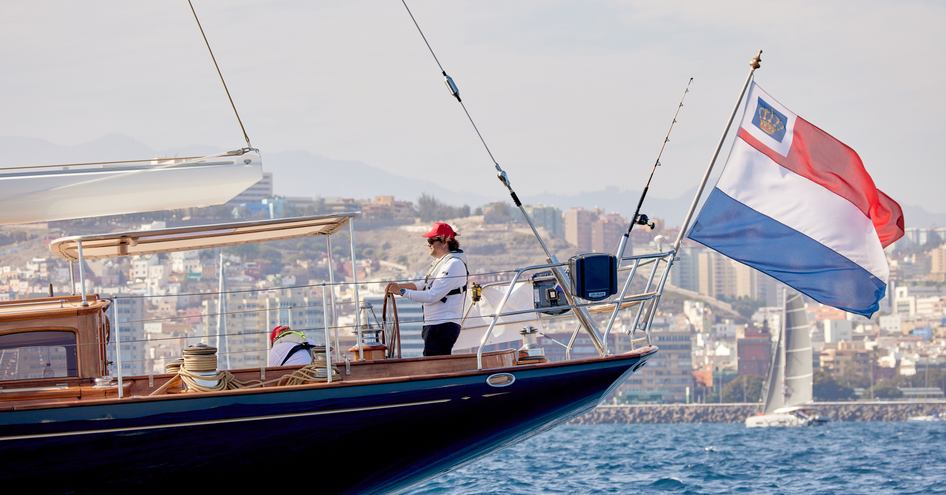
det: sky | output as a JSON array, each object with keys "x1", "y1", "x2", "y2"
[{"x1": 2, "y1": 0, "x2": 944, "y2": 212}]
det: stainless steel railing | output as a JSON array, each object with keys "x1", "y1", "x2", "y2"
[{"x1": 475, "y1": 250, "x2": 673, "y2": 369}]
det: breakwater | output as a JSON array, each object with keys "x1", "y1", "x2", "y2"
[{"x1": 575, "y1": 401, "x2": 946, "y2": 424}]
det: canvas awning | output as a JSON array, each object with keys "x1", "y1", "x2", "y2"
[{"x1": 49, "y1": 213, "x2": 358, "y2": 261}]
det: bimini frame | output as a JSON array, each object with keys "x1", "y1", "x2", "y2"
[{"x1": 49, "y1": 213, "x2": 362, "y2": 397}]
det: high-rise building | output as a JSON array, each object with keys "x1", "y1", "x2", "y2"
[
  {"x1": 697, "y1": 250, "x2": 737, "y2": 299},
  {"x1": 686, "y1": 249, "x2": 778, "y2": 303},
  {"x1": 670, "y1": 246, "x2": 700, "y2": 292},
  {"x1": 618, "y1": 319, "x2": 694, "y2": 403},
  {"x1": 110, "y1": 294, "x2": 146, "y2": 375},
  {"x1": 591, "y1": 213, "x2": 627, "y2": 253},
  {"x1": 524, "y1": 205, "x2": 564, "y2": 239},
  {"x1": 564, "y1": 208, "x2": 597, "y2": 251},
  {"x1": 737, "y1": 325, "x2": 771, "y2": 377},
  {"x1": 931, "y1": 246, "x2": 946, "y2": 276}
]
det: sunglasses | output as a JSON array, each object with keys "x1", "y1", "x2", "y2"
[{"x1": 427, "y1": 238, "x2": 443, "y2": 246}]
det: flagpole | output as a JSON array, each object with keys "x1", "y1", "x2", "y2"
[{"x1": 672, "y1": 50, "x2": 763, "y2": 253}]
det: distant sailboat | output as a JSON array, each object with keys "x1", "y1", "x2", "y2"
[{"x1": 746, "y1": 291, "x2": 828, "y2": 428}]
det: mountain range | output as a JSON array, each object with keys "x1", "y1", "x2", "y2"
[{"x1": 1, "y1": 134, "x2": 943, "y2": 228}]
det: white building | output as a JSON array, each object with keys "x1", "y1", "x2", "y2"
[
  {"x1": 823, "y1": 319, "x2": 854, "y2": 344},
  {"x1": 130, "y1": 256, "x2": 159, "y2": 281},
  {"x1": 879, "y1": 314, "x2": 902, "y2": 334},
  {"x1": 170, "y1": 251, "x2": 202, "y2": 275}
]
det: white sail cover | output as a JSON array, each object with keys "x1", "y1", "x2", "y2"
[
  {"x1": 762, "y1": 291, "x2": 813, "y2": 413},
  {"x1": 0, "y1": 149, "x2": 262, "y2": 224}
]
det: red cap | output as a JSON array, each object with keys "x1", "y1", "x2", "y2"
[
  {"x1": 270, "y1": 325, "x2": 291, "y2": 345},
  {"x1": 423, "y1": 222, "x2": 459, "y2": 240}
]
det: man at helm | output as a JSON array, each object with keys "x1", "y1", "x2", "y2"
[
  {"x1": 268, "y1": 325, "x2": 316, "y2": 366},
  {"x1": 386, "y1": 222, "x2": 468, "y2": 356}
]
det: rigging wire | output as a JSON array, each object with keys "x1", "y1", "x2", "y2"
[
  {"x1": 187, "y1": 0, "x2": 253, "y2": 150},
  {"x1": 0, "y1": 4, "x2": 255, "y2": 173},
  {"x1": 399, "y1": 1, "x2": 608, "y2": 355},
  {"x1": 400, "y1": 0, "x2": 501, "y2": 171}
]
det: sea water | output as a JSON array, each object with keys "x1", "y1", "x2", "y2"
[{"x1": 407, "y1": 422, "x2": 946, "y2": 494}]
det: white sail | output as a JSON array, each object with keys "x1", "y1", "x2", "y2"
[
  {"x1": 760, "y1": 290, "x2": 812, "y2": 414},
  {"x1": 0, "y1": 149, "x2": 262, "y2": 224},
  {"x1": 761, "y1": 304, "x2": 786, "y2": 414},
  {"x1": 782, "y1": 291, "x2": 813, "y2": 407},
  {"x1": 747, "y1": 290, "x2": 826, "y2": 427}
]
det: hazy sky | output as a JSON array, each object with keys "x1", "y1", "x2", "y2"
[{"x1": 2, "y1": 1, "x2": 944, "y2": 211}]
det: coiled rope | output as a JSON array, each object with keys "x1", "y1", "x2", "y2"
[{"x1": 150, "y1": 343, "x2": 337, "y2": 396}]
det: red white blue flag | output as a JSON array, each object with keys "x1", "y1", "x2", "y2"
[{"x1": 688, "y1": 82, "x2": 904, "y2": 317}]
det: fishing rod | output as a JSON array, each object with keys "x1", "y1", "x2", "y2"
[
  {"x1": 614, "y1": 77, "x2": 694, "y2": 262},
  {"x1": 399, "y1": 0, "x2": 607, "y2": 354}
]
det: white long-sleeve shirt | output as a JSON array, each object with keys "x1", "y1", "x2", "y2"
[{"x1": 403, "y1": 252, "x2": 468, "y2": 326}]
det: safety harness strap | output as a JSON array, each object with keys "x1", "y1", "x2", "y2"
[
  {"x1": 439, "y1": 284, "x2": 468, "y2": 303},
  {"x1": 280, "y1": 342, "x2": 315, "y2": 366}
]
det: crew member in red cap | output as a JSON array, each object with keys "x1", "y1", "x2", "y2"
[
  {"x1": 386, "y1": 222, "x2": 469, "y2": 356},
  {"x1": 267, "y1": 325, "x2": 317, "y2": 366}
]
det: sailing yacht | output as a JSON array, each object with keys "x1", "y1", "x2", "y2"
[{"x1": 745, "y1": 291, "x2": 828, "y2": 428}]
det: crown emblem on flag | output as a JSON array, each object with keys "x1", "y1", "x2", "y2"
[
  {"x1": 757, "y1": 107, "x2": 784, "y2": 136},
  {"x1": 752, "y1": 98, "x2": 788, "y2": 142}
]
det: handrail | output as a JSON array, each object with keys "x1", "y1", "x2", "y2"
[
  {"x1": 602, "y1": 258, "x2": 642, "y2": 347},
  {"x1": 100, "y1": 250, "x2": 675, "y2": 375},
  {"x1": 475, "y1": 250, "x2": 674, "y2": 369},
  {"x1": 96, "y1": 252, "x2": 674, "y2": 302}
]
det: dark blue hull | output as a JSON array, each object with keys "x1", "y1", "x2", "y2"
[{"x1": 0, "y1": 350, "x2": 654, "y2": 493}]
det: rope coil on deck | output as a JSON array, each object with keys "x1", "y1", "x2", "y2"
[{"x1": 150, "y1": 343, "x2": 338, "y2": 395}]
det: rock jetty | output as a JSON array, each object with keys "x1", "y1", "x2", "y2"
[{"x1": 574, "y1": 401, "x2": 946, "y2": 424}]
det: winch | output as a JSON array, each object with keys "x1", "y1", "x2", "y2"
[{"x1": 517, "y1": 326, "x2": 546, "y2": 365}]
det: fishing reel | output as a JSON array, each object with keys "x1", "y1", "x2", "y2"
[{"x1": 635, "y1": 213, "x2": 656, "y2": 230}]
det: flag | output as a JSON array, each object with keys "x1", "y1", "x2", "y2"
[{"x1": 688, "y1": 82, "x2": 904, "y2": 318}]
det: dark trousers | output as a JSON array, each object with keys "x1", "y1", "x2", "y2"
[{"x1": 422, "y1": 322, "x2": 461, "y2": 356}]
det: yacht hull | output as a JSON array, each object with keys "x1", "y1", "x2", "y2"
[
  {"x1": 0, "y1": 350, "x2": 654, "y2": 493},
  {"x1": 745, "y1": 411, "x2": 829, "y2": 428}
]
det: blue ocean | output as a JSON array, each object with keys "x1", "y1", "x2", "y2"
[{"x1": 407, "y1": 422, "x2": 946, "y2": 494}]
